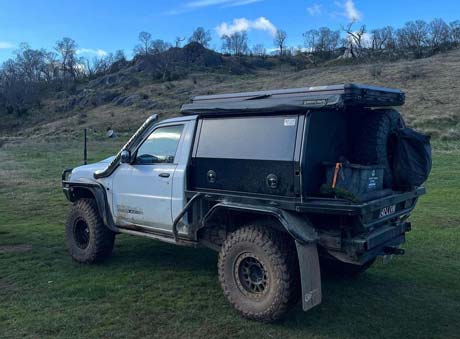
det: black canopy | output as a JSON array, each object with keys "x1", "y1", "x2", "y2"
[{"x1": 180, "y1": 83, "x2": 405, "y2": 116}]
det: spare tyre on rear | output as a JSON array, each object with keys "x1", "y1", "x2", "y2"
[{"x1": 352, "y1": 109, "x2": 405, "y2": 188}]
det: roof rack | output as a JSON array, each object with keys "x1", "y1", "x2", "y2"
[{"x1": 180, "y1": 83, "x2": 405, "y2": 116}]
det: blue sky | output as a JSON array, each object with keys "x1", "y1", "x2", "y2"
[{"x1": 0, "y1": 0, "x2": 459, "y2": 62}]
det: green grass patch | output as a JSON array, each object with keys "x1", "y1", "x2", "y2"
[{"x1": 0, "y1": 140, "x2": 459, "y2": 339}]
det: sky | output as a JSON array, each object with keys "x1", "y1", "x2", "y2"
[{"x1": 0, "y1": 0, "x2": 459, "y2": 62}]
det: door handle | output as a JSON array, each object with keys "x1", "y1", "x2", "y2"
[{"x1": 159, "y1": 173, "x2": 170, "y2": 178}]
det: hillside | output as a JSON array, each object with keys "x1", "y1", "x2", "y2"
[{"x1": 2, "y1": 48, "x2": 460, "y2": 141}]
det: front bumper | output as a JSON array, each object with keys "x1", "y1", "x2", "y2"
[{"x1": 61, "y1": 168, "x2": 73, "y2": 201}]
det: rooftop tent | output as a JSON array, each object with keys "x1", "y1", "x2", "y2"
[{"x1": 180, "y1": 83, "x2": 405, "y2": 115}]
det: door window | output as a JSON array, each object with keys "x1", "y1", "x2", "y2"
[{"x1": 135, "y1": 125, "x2": 184, "y2": 164}]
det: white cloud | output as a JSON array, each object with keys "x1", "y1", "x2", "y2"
[
  {"x1": 307, "y1": 4, "x2": 322, "y2": 16},
  {"x1": 343, "y1": 0, "x2": 362, "y2": 21},
  {"x1": 216, "y1": 17, "x2": 277, "y2": 37},
  {"x1": 76, "y1": 48, "x2": 108, "y2": 57},
  {"x1": 0, "y1": 41, "x2": 15, "y2": 49}
]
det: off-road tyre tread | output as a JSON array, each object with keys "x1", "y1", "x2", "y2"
[
  {"x1": 218, "y1": 225, "x2": 298, "y2": 322},
  {"x1": 66, "y1": 198, "x2": 115, "y2": 263}
]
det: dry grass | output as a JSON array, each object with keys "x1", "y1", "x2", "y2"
[{"x1": 3, "y1": 49, "x2": 460, "y2": 140}]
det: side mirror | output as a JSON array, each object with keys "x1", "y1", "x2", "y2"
[{"x1": 120, "y1": 150, "x2": 131, "y2": 163}]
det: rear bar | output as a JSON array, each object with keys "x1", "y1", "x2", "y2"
[{"x1": 297, "y1": 187, "x2": 425, "y2": 216}]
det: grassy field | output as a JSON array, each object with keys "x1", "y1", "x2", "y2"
[{"x1": 0, "y1": 138, "x2": 459, "y2": 339}]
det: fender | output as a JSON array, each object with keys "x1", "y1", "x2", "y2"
[
  {"x1": 201, "y1": 202, "x2": 318, "y2": 244},
  {"x1": 201, "y1": 202, "x2": 322, "y2": 312},
  {"x1": 62, "y1": 181, "x2": 118, "y2": 233}
]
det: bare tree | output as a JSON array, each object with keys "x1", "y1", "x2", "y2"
[
  {"x1": 134, "y1": 31, "x2": 153, "y2": 56},
  {"x1": 429, "y1": 18, "x2": 451, "y2": 50},
  {"x1": 368, "y1": 26, "x2": 397, "y2": 57},
  {"x1": 382, "y1": 26, "x2": 397, "y2": 50},
  {"x1": 370, "y1": 28, "x2": 387, "y2": 51},
  {"x1": 175, "y1": 37, "x2": 185, "y2": 48},
  {"x1": 302, "y1": 27, "x2": 340, "y2": 64},
  {"x1": 151, "y1": 40, "x2": 172, "y2": 54},
  {"x1": 450, "y1": 20, "x2": 460, "y2": 45},
  {"x1": 303, "y1": 30, "x2": 317, "y2": 53},
  {"x1": 0, "y1": 44, "x2": 55, "y2": 114},
  {"x1": 274, "y1": 29, "x2": 287, "y2": 55},
  {"x1": 42, "y1": 51, "x2": 59, "y2": 82},
  {"x1": 0, "y1": 59, "x2": 34, "y2": 115},
  {"x1": 83, "y1": 58, "x2": 95, "y2": 77},
  {"x1": 93, "y1": 54, "x2": 112, "y2": 75},
  {"x1": 304, "y1": 27, "x2": 340, "y2": 55},
  {"x1": 343, "y1": 22, "x2": 367, "y2": 58},
  {"x1": 55, "y1": 37, "x2": 78, "y2": 79},
  {"x1": 221, "y1": 32, "x2": 248, "y2": 56},
  {"x1": 252, "y1": 44, "x2": 266, "y2": 57},
  {"x1": 114, "y1": 50, "x2": 126, "y2": 62},
  {"x1": 14, "y1": 43, "x2": 45, "y2": 82},
  {"x1": 189, "y1": 27, "x2": 212, "y2": 47},
  {"x1": 397, "y1": 20, "x2": 429, "y2": 57}
]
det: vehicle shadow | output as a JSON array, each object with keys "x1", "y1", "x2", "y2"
[{"x1": 110, "y1": 235, "x2": 217, "y2": 272}]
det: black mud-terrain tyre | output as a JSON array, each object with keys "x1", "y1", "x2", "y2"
[
  {"x1": 320, "y1": 257, "x2": 376, "y2": 277},
  {"x1": 353, "y1": 109, "x2": 405, "y2": 188},
  {"x1": 218, "y1": 225, "x2": 299, "y2": 322},
  {"x1": 65, "y1": 199, "x2": 115, "y2": 263}
]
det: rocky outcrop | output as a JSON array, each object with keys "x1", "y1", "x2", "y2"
[{"x1": 55, "y1": 90, "x2": 121, "y2": 112}]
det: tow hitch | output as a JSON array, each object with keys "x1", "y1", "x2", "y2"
[
  {"x1": 384, "y1": 246, "x2": 405, "y2": 255},
  {"x1": 382, "y1": 246, "x2": 405, "y2": 264}
]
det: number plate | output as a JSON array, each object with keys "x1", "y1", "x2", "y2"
[{"x1": 379, "y1": 204, "x2": 396, "y2": 218}]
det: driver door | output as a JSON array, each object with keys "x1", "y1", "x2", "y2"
[{"x1": 112, "y1": 124, "x2": 184, "y2": 232}]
